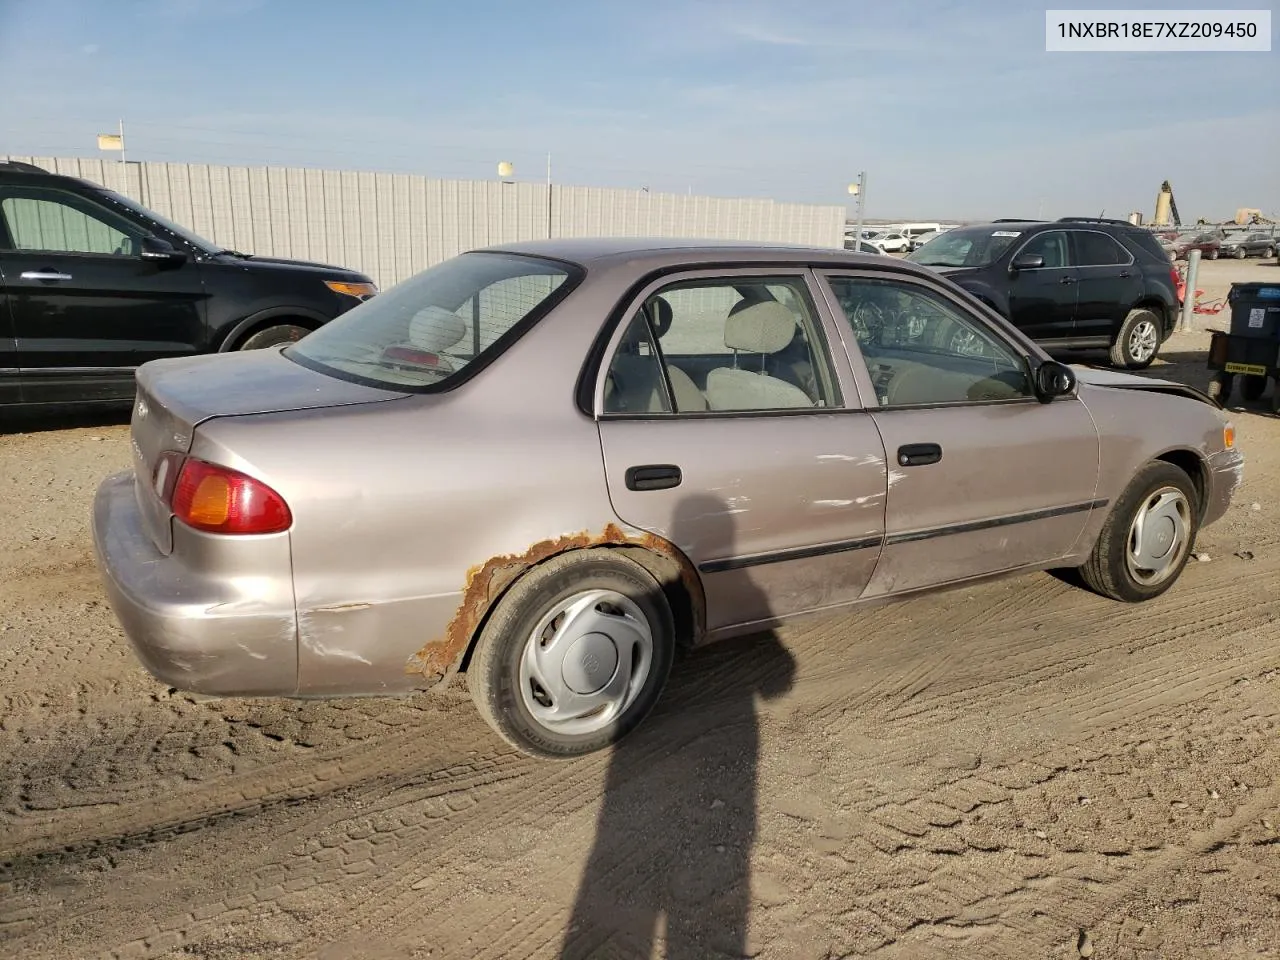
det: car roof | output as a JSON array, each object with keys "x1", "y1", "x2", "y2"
[
  {"x1": 477, "y1": 236, "x2": 914, "y2": 271},
  {"x1": 0, "y1": 164, "x2": 100, "y2": 189}
]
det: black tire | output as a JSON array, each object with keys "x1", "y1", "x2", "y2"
[
  {"x1": 1206, "y1": 248, "x2": 1219, "y2": 260},
  {"x1": 1109, "y1": 308, "x2": 1163, "y2": 370},
  {"x1": 237, "y1": 323, "x2": 311, "y2": 351},
  {"x1": 1241, "y1": 374, "x2": 1267, "y2": 402},
  {"x1": 1265, "y1": 246, "x2": 1276, "y2": 259},
  {"x1": 1078, "y1": 461, "x2": 1199, "y2": 603},
  {"x1": 1206, "y1": 371, "x2": 1234, "y2": 406},
  {"x1": 466, "y1": 550, "x2": 676, "y2": 759},
  {"x1": 1272, "y1": 379, "x2": 1280, "y2": 416},
  {"x1": 1234, "y1": 246, "x2": 1247, "y2": 260}
]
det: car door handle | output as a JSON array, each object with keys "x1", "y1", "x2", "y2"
[
  {"x1": 625, "y1": 464, "x2": 682, "y2": 491},
  {"x1": 1059, "y1": 276, "x2": 1077, "y2": 285},
  {"x1": 897, "y1": 443, "x2": 942, "y2": 467},
  {"x1": 20, "y1": 270, "x2": 73, "y2": 282},
  {"x1": 1118, "y1": 270, "x2": 1131, "y2": 277}
]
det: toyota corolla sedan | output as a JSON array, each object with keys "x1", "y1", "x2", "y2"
[{"x1": 92, "y1": 238, "x2": 1244, "y2": 759}]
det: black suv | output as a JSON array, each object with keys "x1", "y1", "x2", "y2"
[
  {"x1": 0, "y1": 161, "x2": 376, "y2": 409},
  {"x1": 906, "y1": 217, "x2": 1180, "y2": 369}
]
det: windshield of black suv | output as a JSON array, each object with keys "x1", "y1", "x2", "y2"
[
  {"x1": 906, "y1": 226, "x2": 1024, "y2": 267},
  {"x1": 286, "y1": 251, "x2": 577, "y2": 391},
  {"x1": 95, "y1": 188, "x2": 220, "y2": 254}
]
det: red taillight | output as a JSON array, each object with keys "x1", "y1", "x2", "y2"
[{"x1": 168, "y1": 457, "x2": 292, "y2": 535}]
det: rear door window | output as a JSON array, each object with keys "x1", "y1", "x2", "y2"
[{"x1": 1074, "y1": 231, "x2": 1132, "y2": 266}]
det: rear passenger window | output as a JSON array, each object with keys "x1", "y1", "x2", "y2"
[
  {"x1": 1075, "y1": 231, "x2": 1131, "y2": 266},
  {"x1": 602, "y1": 276, "x2": 839, "y2": 414}
]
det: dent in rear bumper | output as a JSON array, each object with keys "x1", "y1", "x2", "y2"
[
  {"x1": 1204, "y1": 447, "x2": 1244, "y2": 527},
  {"x1": 92, "y1": 470, "x2": 299, "y2": 696}
]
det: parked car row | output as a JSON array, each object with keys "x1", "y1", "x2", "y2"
[{"x1": 1151, "y1": 226, "x2": 1278, "y2": 262}]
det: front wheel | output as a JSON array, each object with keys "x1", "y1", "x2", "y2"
[
  {"x1": 238, "y1": 323, "x2": 311, "y2": 351},
  {"x1": 1078, "y1": 461, "x2": 1199, "y2": 603},
  {"x1": 1110, "y1": 308, "x2": 1162, "y2": 370},
  {"x1": 1264, "y1": 246, "x2": 1276, "y2": 259},
  {"x1": 1234, "y1": 246, "x2": 1247, "y2": 260},
  {"x1": 1206, "y1": 248, "x2": 1219, "y2": 260},
  {"x1": 467, "y1": 550, "x2": 676, "y2": 759}
]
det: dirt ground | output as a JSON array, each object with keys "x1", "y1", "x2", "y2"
[{"x1": 2, "y1": 258, "x2": 1278, "y2": 960}]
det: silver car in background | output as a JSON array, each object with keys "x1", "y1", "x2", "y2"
[{"x1": 93, "y1": 239, "x2": 1244, "y2": 759}]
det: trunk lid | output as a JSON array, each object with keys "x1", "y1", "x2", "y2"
[{"x1": 130, "y1": 348, "x2": 408, "y2": 554}]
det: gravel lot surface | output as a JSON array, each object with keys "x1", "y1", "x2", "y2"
[{"x1": 2, "y1": 258, "x2": 1278, "y2": 959}]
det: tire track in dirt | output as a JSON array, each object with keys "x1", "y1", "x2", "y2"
[{"x1": 212, "y1": 583, "x2": 1280, "y2": 959}]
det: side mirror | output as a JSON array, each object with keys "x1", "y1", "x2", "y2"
[
  {"x1": 1010, "y1": 253, "x2": 1045, "y2": 271},
  {"x1": 1033, "y1": 359, "x2": 1076, "y2": 401},
  {"x1": 140, "y1": 235, "x2": 187, "y2": 265}
]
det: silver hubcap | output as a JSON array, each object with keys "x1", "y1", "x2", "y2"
[
  {"x1": 1128, "y1": 320, "x2": 1159, "y2": 363},
  {"x1": 518, "y1": 589, "x2": 654, "y2": 736},
  {"x1": 1126, "y1": 487, "x2": 1191, "y2": 586}
]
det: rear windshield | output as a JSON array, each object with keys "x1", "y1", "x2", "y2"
[
  {"x1": 906, "y1": 226, "x2": 1022, "y2": 267},
  {"x1": 286, "y1": 252, "x2": 576, "y2": 390}
]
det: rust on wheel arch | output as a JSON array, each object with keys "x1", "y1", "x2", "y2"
[{"x1": 405, "y1": 524, "x2": 705, "y2": 685}]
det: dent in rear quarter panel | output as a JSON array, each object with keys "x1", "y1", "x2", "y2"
[
  {"x1": 189, "y1": 384, "x2": 627, "y2": 697},
  {"x1": 1071, "y1": 384, "x2": 1229, "y2": 555}
]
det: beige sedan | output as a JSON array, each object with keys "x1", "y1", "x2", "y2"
[{"x1": 93, "y1": 238, "x2": 1244, "y2": 758}]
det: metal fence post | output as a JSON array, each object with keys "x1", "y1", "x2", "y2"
[{"x1": 1179, "y1": 249, "x2": 1201, "y2": 332}]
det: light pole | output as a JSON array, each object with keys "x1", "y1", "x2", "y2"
[{"x1": 848, "y1": 172, "x2": 866, "y2": 251}]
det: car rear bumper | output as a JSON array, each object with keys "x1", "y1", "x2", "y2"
[{"x1": 92, "y1": 470, "x2": 300, "y2": 696}]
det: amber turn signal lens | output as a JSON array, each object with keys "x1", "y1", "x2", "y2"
[
  {"x1": 324, "y1": 280, "x2": 378, "y2": 299},
  {"x1": 1224, "y1": 424, "x2": 1235, "y2": 449}
]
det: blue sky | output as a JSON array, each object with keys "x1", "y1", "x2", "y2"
[{"x1": 1, "y1": 0, "x2": 1276, "y2": 220}]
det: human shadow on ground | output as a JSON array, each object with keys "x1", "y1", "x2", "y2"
[{"x1": 560, "y1": 492, "x2": 796, "y2": 960}]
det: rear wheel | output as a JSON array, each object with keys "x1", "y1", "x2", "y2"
[
  {"x1": 1206, "y1": 248, "x2": 1219, "y2": 260},
  {"x1": 1234, "y1": 246, "x2": 1247, "y2": 260},
  {"x1": 1078, "y1": 461, "x2": 1198, "y2": 602},
  {"x1": 1265, "y1": 246, "x2": 1276, "y2": 259},
  {"x1": 467, "y1": 550, "x2": 676, "y2": 759},
  {"x1": 238, "y1": 323, "x2": 311, "y2": 351},
  {"x1": 1241, "y1": 374, "x2": 1268, "y2": 402},
  {"x1": 1109, "y1": 308, "x2": 1162, "y2": 370}
]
